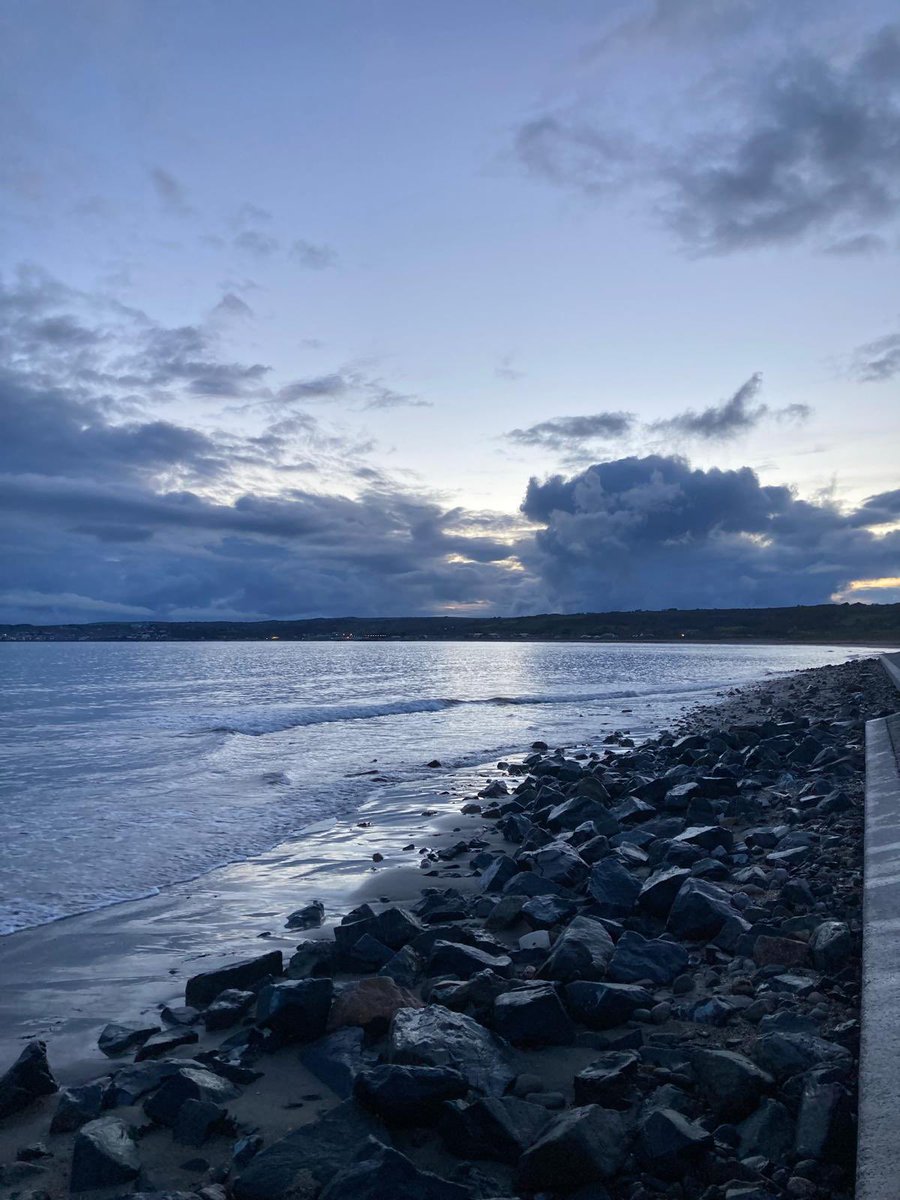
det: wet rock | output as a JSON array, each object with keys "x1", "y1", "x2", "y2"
[
  {"x1": 70, "y1": 1116, "x2": 140, "y2": 1192},
  {"x1": 389, "y1": 1005, "x2": 514, "y2": 1096},
  {"x1": 319, "y1": 1138, "x2": 472, "y2": 1200},
  {"x1": 565, "y1": 981, "x2": 654, "y2": 1029},
  {"x1": 638, "y1": 1107, "x2": 712, "y2": 1176},
  {"x1": 135, "y1": 1027, "x2": 200, "y2": 1060},
  {"x1": 98, "y1": 1021, "x2": 161, "y2": 1057},
  {"x1": 484, "y1": 895, "x2": 525, "y2": 931},
  {"x1": 428, "y1": 941, "x2": 513, "y2": 980},
  {"x1": 637, "y1": 866, "x2": 691, "y2": 918},
  {"x1": 520, "y1": 894, "x2": 576, "y2": 929},
  {"x1": 233, "y1": 1101, "x2": 384, "y2": 1200},
  {"x1": 50, "y1": 1082, "x2": 107, "y2": 1133},
  {"x1": 440, "y1": 1095, "x2": 550, "y2": 1164},
  {"x1": 606, "y1": 931, "x2": 688, "y2": 986},
  {"x1": 0, "y1": 1041, "x2": 58, "y2": 1120},
  {"x1": 288, "y1": 941, "x2": 338, "y2": 979},
  {"x1": 518, "y1": 1105, "x2": 629, "y2": 1190},
  {"x1": 329, "y1": 977, "x2": 421, "y2": 1035},
  {"x1": 667, "y1": 878, "x2": 737, "y2": 940},
  {"x1": 586, "y1": 859, "x2": 641, "y2": 918},
  {"x1": 110, "y1": 1059, "x2": 183, "y2": 1106},
  {"x1": 256, "y1": 978, "x2": 334, "y2": 1042},
  {"x1": 185, "y1": 950, "x2": 283, "y2": 1008},
  {"x1": 300, "y1": 1028, "x2": 370, "y2": 1099},
  {"x1": 737, "y1": 1098, "x2": 794, "y2": 1160},
  {"x1": 480, "y1": 855, "x2": 520, "y2": 892},
  {"x1": 809, "y1": 920, "x2": 852, "y2": 972},
  {"x1": 573, "y1": 1051, "x2": 640, "y2": 1104},
  {"x1": 144, "y1": 1066, "x2": 240, "y2": 1127},
  {"x1": 173, "y1": 1098, "x2": 228, "y2": 1146},
  {"x1": 493, "y1": 984, "x2": 575, "y2": 1046},
  {"x1": 378, "y1": 945, "x2": 424, "y2": 989},
  {"x1": 538, "y1": 915, "x2": 615, "y2": 983},
  {"x1": 354, "y1": 1064, "x2": 467, "y2": 1124},
  {"x1": 161, "y1": 1005, "x2": 201, "y2": 1026},
  {"x1": 286, "y1": 901, "x2": 325, "y2": 930},
  {"x1": 692, "y1": 1049, "x2": 773, "y2": 1119},
  {"x1": 525, "y1": 841, "x2": 590, "y2": 889},
  {"x1": 375, "y1": 906, "x2": 425, "y2": 951},
  {"x1": 752, "y1": 1033, "x2": 851, "y2": 1080},
  {"x1": 204, "y1": 989, "x2": 255, "y2": 1032}
]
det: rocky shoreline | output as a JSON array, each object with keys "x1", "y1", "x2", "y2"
[{"x1": 1, "y1": 656, "x2": 896, "y2": 1200}]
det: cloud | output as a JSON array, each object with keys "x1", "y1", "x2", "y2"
[
  {"x1": 275, "y1": 370, "x2": 430, "y2": 411},
  {"x1": 212, "y1": 292, "x2": 254, "y2": 320},
  {"x1": 521, "y1": 454, "x2": 900, "y2": 610},
  {"x1": 516, "y1": 23, "x2": 900, "y2": 254},
  {"x1": 233, "y1": 229, "x2": 279, "y2": 257},
  {"x1": 508, "y1": 411, "x2": 635, "y2": 452},
  {"x1": 291, "y1": 239, "x2": 337, "y2": 270},
  {"x1": 150, "y1": 167, "x2": 192, "y2": 216},
  {"x1": 847, "y1": 329, "x2": 900, "y2": 380}
]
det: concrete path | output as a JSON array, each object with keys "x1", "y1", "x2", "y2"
[{"x1": 858, "y1": 654, "x2": 900, "y2": 1200}]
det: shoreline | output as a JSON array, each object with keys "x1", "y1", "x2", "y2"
[{"x1": 0, "y1": 655, "x2": 897, "y2": 1199}]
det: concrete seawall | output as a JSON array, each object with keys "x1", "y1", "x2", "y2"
[{"x1": 857, "y1": 653, "x2": 900, "y2": 1200}]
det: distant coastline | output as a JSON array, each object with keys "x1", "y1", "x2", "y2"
[{"x1": 2, "y1": 601, "x2": 899, "y2": 644}]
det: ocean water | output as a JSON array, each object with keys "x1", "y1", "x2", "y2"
[{"x1": 0, "y1": 639, "x2": 876, "y2": 935}]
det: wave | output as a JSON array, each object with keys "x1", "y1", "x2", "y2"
[{"x1": 195, "y1": 681, "x2": 712, "y2": 737}]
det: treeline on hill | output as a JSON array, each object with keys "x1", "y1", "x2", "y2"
[{"x1": 2, "y1": 603, "x2": 900, "y2": 642}]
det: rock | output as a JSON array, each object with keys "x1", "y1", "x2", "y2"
[
  {"x1": 135, "y1": 1027, "x2": 200, "y2": 1060},
  {"x1": 289, "y1": 941, "x2": 338, "y2": 979},
  {"x1": 428, "y1": 941, "x2": 513, "y2": 980},
  {"x1": 70, "y1": 1116, "x2": 140, "y2": 1191},
  {"x1": 737, "y1": 1098, "x2": 794, "y2": 1160},
  {"x1": 204, "y1": 989, "x2": 255, "y2": 1031},
  {"x1": 493, "y1": 985, "x2": 575, "y2": 1046},
  {"x1": 674, "y1": 824, "x2": 734, "y2": 852},
  {"x1": 162, "y1": 1005, "x2": 201, "y2": 1026},
  {"x1": 692, "y1": 1049, "x2": 773, "y2": 1119},
  {"x1": 286, "y1": 901, "x2": 325, "y2": 930},
  {"x1": 375, "y1": 907, "x2": 426, "y2": 950},
  {"x1": 256, "y1": 978, "x2": 334, "y2": 1041},
  {"x1": 233, "y1": 1101, "x2": 384, "y2": 1200},
  {"x1": 752, "y1": 1033, "x2": 850, "y2": 1080},
  {"x1": 485, "y1": 895, "x2": 525, "y2": 931},
  {"x1": 0, "y1": 1041, "x2": 58, "y2": 1120},
  {"x1": 752, "y1": 935, "x2": 811, "y2": 968},
  {"x1": 638, "y1": 1108, "x2": 712, "y2": 1175},
  {"x1": 343, "y1": 933, "x2": 394, "y2": 972},
  {"x1": 378, "y1": 945, "x2": 424, "y2": 989},
  {"x1": 525, "y1": 841, "x2": 589, "y2": 888},
  {"x1": 638, "y1": 866, "x2": 691, "y2": 918},
  {"x1": 173, "y1": 1098, "x2": 228, "y2": 1146},
  {"x1": 606, "y1": 931, "x2": 689, "y2": 986},
  {"x1": 518, "y1": 1105, "x2": 628, "y2": 1190},
  {"x1": 480, "y1": 855, "x2": 520, "y2": 892},
  {"x1": 518, "y1": 929, "x2": 551, "y2": 951},
  {"x1": 794, "y1": 1076, "x2": 853, "y2": 1163},
  {"x1": 586, "y1": 859, "x2": 641, "y2": 918},
  {"x1": 319, "y1": 1138, "x2": 472, "y2": 1200},
  {"x1": 328, "y1": 977, "x2": 421, "y2": 1035},
  {"x1": 520, "y1": 895, "x2": 576, "y2": 929},
  {"x1": 234, "y1": 1135, "x2": 264, "y2": 1170},
  {"x1": 809, "y1": 920, "x2": 852, "y2": 972},
  {"x1": 354, "y1": 1065, "x2": 468, "y2": 1124},
  {"x1": 538, "y1": 916, "x2": 615, "y2": 983},
  {"x1": 666, "y1": 878, "x2": 737, "y2": 940},
  {"x1": 98, "y1": 1021, "x2": 160, "y2": 1057},
  {"x1": 440, "y1": 1096, "x2": 550, "y2": 1163},
  {"x1": 389, "y1": 1005, "x2": 514, "y2": 1096},
  {"x1": 144, "y1": 1067, "x2": 240, "y2": 1127},
  {"x1": 565, "y1": 981, "x2": 654, "y2": 1029},
  {"x1": 109, "y1": 1059, "x2": 182, "y2": 1106},
  {"x1": 300, "y1": 1028, "x2": 369, "y2": 1099},
  {"x1": 573, "y1": 1051, "x2": 640, "y2": 1104},
  {"x1": 185, "y1": 949, "x2": 283, "y2": 1007},
  {"x1": 51, "y1": 1082, "x2": 107, "y2": 1133}
]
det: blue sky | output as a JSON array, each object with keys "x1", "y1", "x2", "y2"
[{"x1": 1, "y1": 0, "x2": 899, "y2": 621}]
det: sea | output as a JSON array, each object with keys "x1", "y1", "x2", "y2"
[{"x1": 0, "y1": 639, "x2": 878, "y2": 937}]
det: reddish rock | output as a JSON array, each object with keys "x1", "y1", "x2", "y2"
[
  {"x1": 753, "y1": 935, "x2": 811, "y2": 969},
  {"x1": 328, "y1": 977, "x2": 422, "y2": 1035}
]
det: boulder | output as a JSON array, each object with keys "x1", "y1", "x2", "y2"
[
  {"x1": 493, "y1": 985, "x2": 575, "y2": 1046},
  {"x1": 300, "y1": 1028, "x2": 370, "y2": 1099},
  {"x1": 319, "y1": 1139, "x2": 472, "y2": 1200},
  {"x1": 389, "y1": 1005, "x2": 514, "y2": 1096},
  {"x1": 328, "y1": 977, "x2": 421, "y2": 1035},
  {"x1": 440, "y1": 1095, "x2": 550, "y2": 1164},
  {"x1": 752, "y1": 1033, "x2": 850, "y2": 1081},
  {"x1": 752, "y1": 935, "x2": 811, "y2": 969},
  {"x1": 354, "y1": 1064, "x2": 468, "y2": 1124},
  {"x1": 795, "y1": 1076, "x2": 853, "y2": 1163},
  {"x1": 286, "y1": 901, "x2": 325, "y2": 930},
  {"x1": 666, "y1": 878, "x2": 736, "y2": 940},
  {"x1": 70, "y1": 1116, "x2": 140, "y2": 1192},
  {"x1": 0, "y1": 1041, "x2": 58, "y2": 1120},
  {"x1": 606, "y1": 931, "x2": 688, "y2": 985},
  {"x1": 135, "y1": 1028, "x2": 199, "y2": 1060},
  {"x1": 51, "y1": 1082, "x2": 107, "y2": 1133},
  {"x1": 256, "y1": 978, "x2": 333, "y2": 1041},
  {"x1": 173, "y1": 1098, "x2": 228, "y2": 1146},
  {"x1": 638, "y1": 866, "x2": 691, "y2": 918},
  {"x1": 288, "y1": 941, "x2": 338, "y2": 979},
  {"x1": 564, "y1": 981, "x2": 654, "y2": 1029},
  {"x1": 378, "y1": 945, "x2": 424, "y2": 989},
  {"x1": 185, "y1": 950, "x2": 283, "y2": 1007},
  {"x1": 428, "y1": 941, "x2": 513, "y2": 980},
  {"x1": 538, "y1": 916, "x2": 615, "y2": 983},
  {"x1": 809, "y1": 920, "x2": 852, "y2": 972},
  {"x1": 518, "y1": 1105, "x2": 628, "y2": 1190},
  {"x1": 98, "y1": 1021, "x2": 160, "y2": 1057},
  {"x1": 586, "y1": 859, "x2": 641, "y2": 918},
  {"x1": 374, "y1": 907, "x2": 425, "y2": 951},
  {"x1": 573, "y1": 1050, "x2": 640, "y2": 1104},
  {"x1": 525, "y1": 841, "x2": 589, "y2": 889},
  {"x1": 144, "y1": 1066, "x2": 240, "y2": 1128},
  {"x1": 204, "y1": 989, "x2": 255, "y2": 1032},
  {"x1": 520, "y1": 895, "x2": 575, "y2": 929},
  {"x1": 109, "y1": 1059, "x2": 183, "y2": 1106},
  {"x1": 638, "y1": 1108, "x2": 712, "y2": 1176},
  {"x1": 692, "y1": 1049, "x2": 773, "y2": 1119},
  {"x1": 737, "y1": 1098, "x2": 794, "y2": 1160}
]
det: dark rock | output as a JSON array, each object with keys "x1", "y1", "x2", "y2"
[
  {"x1": 493, "y1": 984, "x2": 575, "y2": 1046},
  {"x1": 692, "y1": 1049, "x2": 773, "y2": 1119},
  {"x1": 300, "y1": 1028, "x2": 370, "y2": 1099},
  {"x1": 144, "y1": 1067, "x2": 240, "y2": 1127},
  {"x1": 794, "y1": 1076, "x2": 853, "y2": 1163},
  {"x1": 51, "y1": 1082, "x2": 107, "y2": 1133},
  {"x1": 233, "y1": 1101, "x2": 384, "y2": 1200},
  {"x1": 256, "y1": 978, "x2": 333, "y2": 1042},
  {"x1": 98, "y1": 1021, "x2": 160, "y2": 1057},
  {"x1": 666, "y1": 878, "x2": 736, "y2": 940},
  {"x1": 375, "y1": 907, "x2": 425, "y2": 950},
  {"x1": 547, "y1": 797, "x2": 617, "y2": 835},
  {"x1": 502, "y1": 871, "x2": 568, "y2": 898},
  {"x1": 344, "y1": 933, "x2": 394, "y2": 972},
  {"x1": 752, "y1": 1033, "x2": 851, "y2": 1080},
  {"x1": 161, "y1": 1005, "x2": 201, "y2": 1026},
  {"x1": 109, "y1": 1059, "x2": 183, "y2": 1106},
  {"x1": 440, "y1": 1095, "x2": 550, "y2": 1164},
  {"x1": 606, "y1": 931, "x2": 688, "y2": 986},
  {"x1": 638, "y1": 1107, "x2": 712, "y2": 1175},
  {"x1": 586, "y1": 859, "x2": 641, "y2": 918},
  {"x1": 70, "y1": 1116, "x2": 140, "y2": 1192},
  {"x1": 737, "y1": 1098, "x2": 794, "y2": 1160},
  {"x1": 319, "y1": 1138, "x2": 472, "y2": 1200},
  {"x1": 389, "y1": 1005, "x2": 514, "y2": 1096},
  {"x1": 637, "y1": 866, "x2": 691, "y2": 918},
  {"x1": 538, "y1": 916, "x2": 615, "y2": 983},
  {"x1": 521, "y1": 894, "x2": 576, "y2": 929},
  {"x1": 752, "y1": 935, "x2": 811, "y2": 968},
  {"x1": 135, "y1": 1028, "x2": 200, "y2": 1060},
  {"x1": 525, "y1": 841, "x2": 589, "y2": 888},
  {"x1": 286, "y1": 901, "x2": 325, "y2": 930},
  {"x1": 354, "y1": 1064, "x2": 467, "y2": 1124},
  {"x1": 674, "y1": 824, "x2": 734, "y2": 852},
  {"x1": 0, "y1": 1041, "x2": 58, "y2": 1120},
  {"x1": 428, "y1": 941, "x2": 513, "y2": 980},
  {"x1": 573, "y1": 1051, "x2": 640, "y2": 1104},
  {"x1": 233, "y1": 1135, "x2": 265, "y2": 1170},
  {"x1": 378, "y1": 944, "x2": 424, "y2": 989},
  {"x1": 809, "y1": 920, "x2": 852, "y2": 972},
  {"x1": 204, "y1": 989, "x2": 254, "y2": 1031},
  {"x1": 288, "y1": 941, "x2": 338, "y2": 979},
  {"x1": 329, "y1": 977, "x2": 421, "y2": 1035},
  {"x1": 518, "y1": 1105, "x2": 628, "y2": 1190},
  {"x1": 485, "y1": 895, "x2": 525, "y2": 931},
  {"x1": 480, "y1": 855, "x2": 520, "y2": 892},
  {"x1": 173, "y1": 1098, "x2": 228, "y2": 1146},
  {"x1": 185, "y1": 950, "x2": 283, "y2": 1008},
  {"x1": 565, "y1": 981, "x2": 654, "y2": 1029}
]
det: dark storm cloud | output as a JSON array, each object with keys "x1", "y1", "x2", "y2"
[
  {"x1": 508, "y1": 411, "x2": 636, "y2": 451},
  {"x1": 847, "y1": 329, "x2": 900, "y2": 381},
  {"x1": 853, "y1": 487, "x2": 900, "y2": 525},
  {"x1": 520, "y1": 454, "x2": 900, "y2": 610},
  {"x1": 516, "y1": 24, "x2": 900, "y2": 254}
]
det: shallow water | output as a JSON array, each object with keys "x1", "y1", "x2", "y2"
[{"x1": 0, "y1": 639, "x2": 878, "y2": 934}]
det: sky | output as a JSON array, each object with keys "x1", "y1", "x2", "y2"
[{"x1": 1, "y1": 0, "x2": 899, "y2": 623}]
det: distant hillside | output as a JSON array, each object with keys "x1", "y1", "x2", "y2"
[{"x1": 2, "y1": 603, "x2": 899, "y2": 643}]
